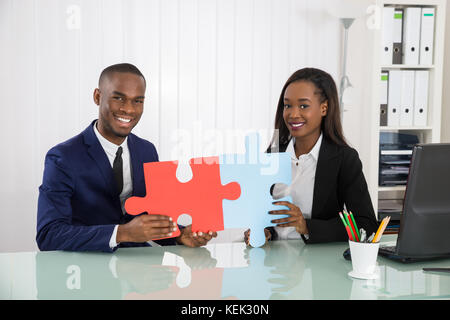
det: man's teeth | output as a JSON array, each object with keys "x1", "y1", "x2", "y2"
[{"x1": 117, "y1": 117, "x2": 131, "y2": 123}]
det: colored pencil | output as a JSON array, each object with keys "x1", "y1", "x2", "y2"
[
  {"x1": 345, "y1": 225, "x2": 354, "y2": 241},
  {"x1": 372, "y1": 216, "x2": 391, "y2": 243},
  {"x1": 349, "y1": 211, "x2": 361, "y2": 240},
  {"x1": 372, "y1": 219, "x2": 385, "y2": 243},
  {"x1": 339, "y1": 212, "x2": 353, "y2": 241},
  {"x1": 339, "y1": 212, "x2": 347, "y2": 226},
  {"x1": 378, "y1": 216, "x2": 391, "y2": 242},
  {"x1": 344, "y1": 210, "x2": 359, "y2": 242},
  {"x1": 343, "y1": 211, "x2": 357, "y2": 241}
]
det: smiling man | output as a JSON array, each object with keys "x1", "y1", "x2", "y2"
[
  {"x1": 95, "y1": 69, "x2": 145, "y2": 144},
  {"x1": 36, "y1": 63, "x2": 216, "y2": 252}
]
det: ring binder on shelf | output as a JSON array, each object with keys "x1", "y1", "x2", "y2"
[
  {"x1": 392, "y1": 9, "x2": 404, "y2": 64},
  {"x1": 414, "y1": 70, "x2": 429, "y2": 126},
  {"x1": 420, "y1": 8, "x2": 435, "y2": 65},
  {"x1": 400, "y1": 70, "x2": 414, "y2": 127},
  {"x1": 382, "y1": 7, "x2": 395, "y2": 65},
  {"x1": 380, "y1": 71, "x2": 389, "y2": 126},
  {"x1": 403, "y1": 7, "x2": 421, "y2": 65},
  {"x1": 387, "y1": 70, "x2": 401, "y2": 126}
]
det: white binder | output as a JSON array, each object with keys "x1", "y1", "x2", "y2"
[
  {"x1": 414, "y1": 70, "x2": 429, "y2": 127},
  {"x1": 420, "y1": 8, "x2": 435, "y2": 65},
  {"x1": 387, "y1": 70, "x2": 401, "y2": 127},
  {"x1": 392, "y1": 9, "x2": 403, "y2": 64},
  {"x1": 380, "y1": 71, "x2": 389, "y2": 105},
  {"x1": 382, "y1": 7, "x2": 395, "y2": 65},
  {"x1": 403, "y1": 7, "x2": 421, "y2": 65},
  {"x1": 380, "y1": 71, "x2": 389, "y2": 126},
  {"x1": 399, "y1": 71, "x2": 414, "y2": 127}
]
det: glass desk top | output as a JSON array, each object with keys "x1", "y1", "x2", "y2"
[{"x1": 1, "y1": 235, "x2": 449, "y2": 300}]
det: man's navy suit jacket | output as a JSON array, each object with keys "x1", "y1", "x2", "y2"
[{"x1": 37, "y1": 120, "x2": 176, "y2": 252}]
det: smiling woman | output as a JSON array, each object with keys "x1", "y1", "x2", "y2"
[
  {"x1": 243, "y1": 67, "x2": 378, "y2": 246},
  {"x1": 271, "y1": 68, "x2": 347, "y2": 153},
  {"x1": 282, "y1": 81, "x2": 328, "y2": 156}
]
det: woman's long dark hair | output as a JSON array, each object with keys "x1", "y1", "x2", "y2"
[{"x1": 268, "y1": 68, "x2": 348, "y2": 152}]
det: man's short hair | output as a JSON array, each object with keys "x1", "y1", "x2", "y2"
[{"x1": 98, "y1": 63, "x2": 146, "y2": 87}]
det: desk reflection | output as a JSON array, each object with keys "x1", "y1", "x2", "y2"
[
  {"x1": 34, "y1": 239, "x2": 450, "y2": 300},
  {"x1": 36, "y1": 245, "x2": 220, "y2": 299},
  {"x1": 35, "y1": 241, "x2": 312, "y2": 299}
]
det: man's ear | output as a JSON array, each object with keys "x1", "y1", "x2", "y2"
[{"x1": 93, "y1": 88, "x2": 100, "y2": 105}]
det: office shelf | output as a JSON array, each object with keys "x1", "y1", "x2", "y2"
[
  {"x1": 378, "y1": 185, "x2": 406, "y2": 192},
  {"x1": 381, "y1": 64, "x2": 434, "y2": 69},
  {"x1": 369, "y1": 0, "x2": 446, "y2": 219},
  {"x1": 379, "y1": 126, "x2": 432, "y2": 131}
]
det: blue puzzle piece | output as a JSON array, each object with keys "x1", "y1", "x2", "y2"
[{"x1": 219, "y1": 133, "x2": 292, "y2": 247}]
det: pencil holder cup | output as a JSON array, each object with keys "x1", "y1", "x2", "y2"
[{"x1": 348, "y1": 240, "x2": 380, "y2": 280}]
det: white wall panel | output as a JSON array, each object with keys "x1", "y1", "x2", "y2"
[
  {"x1": 128, "y1": 0, "x2": 162, "y2": 150},
  {"x1": 197, "y1": 0, "x2": 217, "y2": 133},
  {"x1": 252, "y1": 0, "x2": 276, "y2": 149},
  {"x1": 233, "y1": 0, "x2": 253, "y2": 132},
  {"x1": 158, "y1": 0, "x2": 179, "y2": 161},
  {"x1": 216, "y1": 0, "x2": 235, "y2": 133},
  {"x1": 1, "y1": 0, "x2": 39, "y2": 252},
  {"x1": 178, "y1": 0, "x2": 199, "y2": 131},
  {"x1": 269, "y1": 0, "x2": 291, "y2": 130}
]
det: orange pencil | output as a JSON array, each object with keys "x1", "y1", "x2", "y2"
[{"x1": 372, "y1": 216, "x2": 391, "y2": 243}]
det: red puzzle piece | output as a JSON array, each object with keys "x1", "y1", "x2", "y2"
[{"x1": 125, "y1": 156, "x2": 241, "y2": 238}]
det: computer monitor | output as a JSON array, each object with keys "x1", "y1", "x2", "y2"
[{"x1": 380, "y1": 143, "x2": 450, "y2": 262}]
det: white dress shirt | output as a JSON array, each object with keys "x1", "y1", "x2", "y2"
[
  {"x1": 272, "y1": 133, "x2": 323, "y2": 240},
  {"x1": 93, "y1": 121, "x2": 133, "y2": 248}
]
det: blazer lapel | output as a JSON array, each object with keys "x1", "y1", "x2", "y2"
[
  {"x1": 82, "y1": 121, "x2": 118, "y2": 198},
  {"x1": 311, "y1": 137, "x2": 340, "y2": 218}
]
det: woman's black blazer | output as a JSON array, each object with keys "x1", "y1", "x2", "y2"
[{"x1": 270, "y1": 136, "x2": 379, "y2": 244}]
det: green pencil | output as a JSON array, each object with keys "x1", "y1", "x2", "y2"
[
  {"x1": 343, "y1": 210, "x2": 356, "y2": 241},
  {"x1": 339, "y1": 212, "x2": 347, "y2": 227},
  {"x1": 349, "y1": 211, "x2": 361, "y2": 240}
]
